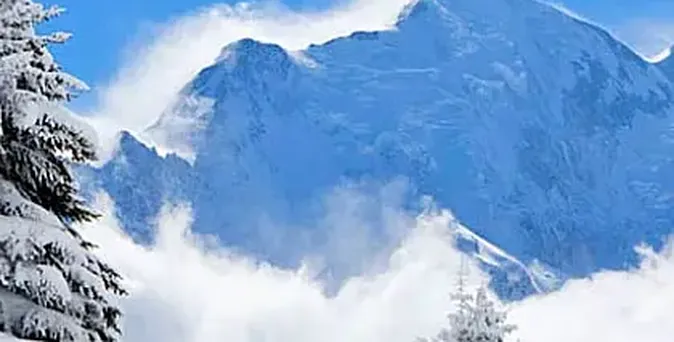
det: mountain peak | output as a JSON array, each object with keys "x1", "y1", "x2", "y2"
[
  {"x1": 199, "y1": 37, "x2": 297, "y2": 90},
  {"x1": 145, "y1": 38, "x2": 301, "y2": 162},
  {"x1": 396, "y1": 0, "x2": 534, "y2": 23},
  {"x1": 394, "y1": 0, "x2": 581, "y2": 37},
  {"x1": 393, "y1": 0, "x2": 454, "y2": 31},
  {"x1": 396, "y1": 0, "x2": 436, "y2": 21},
  {"x1": 216, "y1": 38, "x2": 290, "y2": 68}
]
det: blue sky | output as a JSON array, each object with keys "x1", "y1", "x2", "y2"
[
  {"x1": 44, "y1": 0, "x2": 674, "y2": 93},
  {"x1": 46, "y1": 0, "x2": 333, "y2": 86}
]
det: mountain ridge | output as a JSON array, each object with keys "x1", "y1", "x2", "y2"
[{"x1": 86, "y1": 0, "x2": 674, "y2": 298}]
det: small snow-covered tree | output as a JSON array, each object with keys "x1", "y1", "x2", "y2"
[
  {"x1": 418, "y1": 271, "x2": 517, "y2": 342},
  {"x1": 0, "y1": 1, "x2": 126, "y2": 341},
  {"x1": 444, "y1": 286, "x2": 517, "y2": 342}
]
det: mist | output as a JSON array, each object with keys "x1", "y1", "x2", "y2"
[{"x1": 74, "y1": 190, "x2": 674, "y2": 342}]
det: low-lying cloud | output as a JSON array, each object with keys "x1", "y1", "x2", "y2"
[
  {"x1": 76, "y1": 191, "x2": 674, "y2": 342},
  {"x1": 511, "y1": 241, "x2": 674, "y2": 342},
  {"x1": 80, "y1": 192, "x2": 487, "y2": 342}
]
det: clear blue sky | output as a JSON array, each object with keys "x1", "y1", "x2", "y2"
[{"x1": 43, "y1": 0, "x2": 674, "y2": 90}]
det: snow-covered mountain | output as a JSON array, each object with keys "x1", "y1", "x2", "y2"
[{"x1": 84, "y1": 0, "x2": 674, "y2": 298}]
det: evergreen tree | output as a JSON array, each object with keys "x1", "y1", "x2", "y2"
[
  {"x1": 419, "y1": 267, "x2": 517, "y2": 342},
  {"x1": 443, "y1": 286, "x2": 517, "y2": 342},
  {"x1": 0, "y1": 0, "x2": 126, "y2": 341}
]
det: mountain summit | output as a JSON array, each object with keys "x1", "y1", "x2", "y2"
[{"x1": 87, "y1": 0, "x2": 674, "y2": 297}]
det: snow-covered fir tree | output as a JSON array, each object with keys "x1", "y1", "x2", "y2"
[
  {"x1": 0, "y1": 1, "x2": 126, "y2": 341},
  {"x1": 444, "y1": 286, "x2": 517, "y2": 342},
  {"x1": 419, "y1": 269, "x2": 517, "y2": 342}
]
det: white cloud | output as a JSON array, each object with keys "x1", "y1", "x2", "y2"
[
  {"x1": 510, "y1": 241, "x2": 674, "y2": 342},
  {"x1": 77, "y1": 191, "x2": 674, "y2": 342},
  {"x1": 84, "y1": 0, "x2": 415, "y2": 162},
  {"x1": 79, "y1": 192, "x2": 488, "y2": 342}
]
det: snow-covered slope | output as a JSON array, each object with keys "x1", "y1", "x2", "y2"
[{"x1": 87, "y1": 0, "x2": 674, "y2": 297}]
